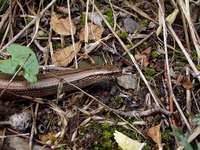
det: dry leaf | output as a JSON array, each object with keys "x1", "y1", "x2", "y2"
[
  {"x1": 52, "y1": 42, "x2": 81, "y2": 66},
  {"x1": 79, "y1": 23, "x2": 104, "y2": 41},
  {"x1": 135, "y1": 47, "x2": 151, "y2": 68},
  {"x1": 176, "y1": 74, "x2": 184, "y2": 86},
  {"x1": 114, "y1": 130, "x2": 146, "y2": 150},
  {"x1": 181, "y1": 75, "x2": 193, "y2": 90},
  {"x1": 142, "y1": 47, "x2": 152, "y2": 55},
  {"x1": 39, "y1": 132, "x2": 57, "y2": 143},
  {"x1": 147, "y1": 123, "x2": 163, "y2": 150},
  {"x1": 56, "y1": 6, "x2": 68, "y2": 14},
  {"x1": 50, "y1": 13, "x2": 76, "y2": 35},
  {"x1": 135, "y1": 53, "x2": 149, "y2": 67}
]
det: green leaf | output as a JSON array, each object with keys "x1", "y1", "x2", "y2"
[
  {"x1": 105, "y1": 8, "x2": 113, "y2": 27},
  {"x1": 0, "y1": 59, "x2": 18, "y2": 74},
  {"x1": 0, "y1": 44, "x2": 39, "y2": 84},
  {"x1": 193, "y1": 113, "x2": 200, "y2": 125},
  {"x1": 172, "y1": 127, "x2": 193, "y2": 150}
]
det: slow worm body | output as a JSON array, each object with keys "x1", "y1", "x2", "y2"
[{"x1": 0, "y1": 66, "x2": 121, "y2": 97}]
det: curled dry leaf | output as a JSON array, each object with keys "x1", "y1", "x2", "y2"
[
  {"x1": 79, "y1": 23, "x2": 104, "y2": 41},
  {"x1": 147, "y1": 123, "x2": 163, "y2": 150},
  {"x1": 39, "y1": 132, "x2": 57, "y2": 143},
  {"x1": 176, "y1": 74, "x2": 193, "y2": 90},
  {"x1": 50, "y1": 13, "x2": 76, "y2": 35},
  {"x1": 52, "y1": 42, "x2": 81, "y2": 66},
  {"x1": 135, "y1": 47, "x2": 151, "y2": 68},
  {"x1": 181, "y1": 75, "x2": 193, "y2": 90}
]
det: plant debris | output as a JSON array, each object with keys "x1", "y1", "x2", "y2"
[{"x1": 0, "y1": 0, "x2": 200, "y2": 149}]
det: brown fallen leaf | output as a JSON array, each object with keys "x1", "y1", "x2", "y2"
[
  {"x1": 135, "y1": 47, "x2": 152, "y2": 68},
  {"x1": 142, "y1": 47, "x2": 152, "y2": 55},
  {"x1": 181, "y1": 75, "x2": 193, "y2": 90},
  {"x1": 79, "y1": 23, "x2": 104, "y2": 41},
  {"x1": 176, "y1": 74, "x2": 184, "y2": 86},
  {"x1": 135, "y1": 53, "x2": 149, "y2": 67},
  {"x1": 39, "y1": 132, "x2": 57, "y2": 143},
  {"x1": 147, "y1": 123, "x2": 163, "y2": 150},
  {"x1": 50, "y1": 13, "x2": 76, "y2": 35},
  {"x1": 52, "y1": 42, "x2": 81, "y2": 66}
]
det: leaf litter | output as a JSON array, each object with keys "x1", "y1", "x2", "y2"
[{"x1": 0, "y1": 0, "x2": 199, "y2": 150}]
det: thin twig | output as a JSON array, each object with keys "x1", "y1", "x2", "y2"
[
  {"x1": 92, "y1": 0, "x2": 163, "y2": 107},
  {"x1": 111, "y1": 107, "x2": 171, "y2": 117},
  {"x1": 67, "y1": 0, "x2": 78, "y2": 69},
  {"x1": 123, "y1": 31, "x2": 155, "y2": 56},
  {"x1": 168, "y1": 25, "x2": 200, "y2": 81},
  {"x1": 158, "y1": 0, "x2": 191, "y2": 131},
  {"x1": 0, "y1": 0, "x2": 56, "y2": 52}
]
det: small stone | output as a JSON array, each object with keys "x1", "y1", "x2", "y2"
[
  {"x1": 123, "y1": 17, "x2": 140, "y2": 33},
  {"x1": 117, "y1": 74, "x2": 137, "y2": 90},
  {"x1": 148, "y1": 22, "x2": 156, "y2": 29},
  {"x1": 88, "y1": 12, "x2": 103, "y2": 26},
  {"x1": 9, "y1": 111, "x2": 31, "y2": 131}
]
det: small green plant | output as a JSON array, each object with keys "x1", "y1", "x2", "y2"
[
  {"x1": 174, "y1": 49, "x2": 187, "y2": 63},
  {"x1": 141, "y1": 19, "x2": 149, "y2": 27},
  {"x1": 193, "y1": 113, "x2": 200, "y2": 125},
  {"x1": 151, "y1": 50, "x2": 160, "y2": 59},
  {"x1": 118, "y1": 31, "x2": 128, "y2": 39},
  {"x1": 144, "y1": 67, "x2": 157, "y2": 79},
  {"x1": 80, "y1": 13, "x2": 86, "y2": 26},
  {"x1": 172, "y1": 127, "x2": 193, "y2": 150},
  {"x1": 0, "y1": 44, "x2": 39, "y2": 84},
  {"x1": 113, "y1": 96, "x2": 123, "y2": 105},
  {"x1": 196, "y1": 64, "x2": 200, "y2": 71},
  {"x1": 104, "y1": 8, "x2": 113, "y2": 27},
  {"x1": 191, "y1": 51, "x2": 198, "y2": 61}
]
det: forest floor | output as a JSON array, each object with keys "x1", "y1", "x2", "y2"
[{"x1": 0, "y1": 0, "x2": 200, "y2": 150}]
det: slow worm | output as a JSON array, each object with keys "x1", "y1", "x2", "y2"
[{"x1": 0, "y1": 66, "x2": 121, "y2": 97}]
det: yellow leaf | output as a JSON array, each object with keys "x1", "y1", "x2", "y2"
[
  {"x1": 156, "y1": 8, "x2": 179, "y2": 36},
  {"x1": 166, "y1": 8, "x2": 179, "y2": 25},
  {"x1": 114, "y1": 130, "x2": 146, "y2": 150}
]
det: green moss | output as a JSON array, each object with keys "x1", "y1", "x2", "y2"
[
  {"x1": 143, "y1": 144, "x2": 152, "y2": 150},
  {"x1": 144, "y1": 67, "x2": 157, "y2": 79},
  {"x1": 79, "y1": 120, "x2": 147, "y2": 149},
  {"x1": 112, "y1": 96, "x2": 123, "y2": 105},
  {"x1": 192, "y1": 51, "x2": 198, "y2": 61},
  {"x1": 141, "y1": 19, "x2": 149, "y2": 27},
  {"x1": 56, "y1": 147, "x2": 65, "y2": 150},
  {"x1": 94, "y1": 0, "x2": 102, "y2": 6},
  {"x1": 151, "y1": 50, "x2": 160, "y2": 59},
  {"x1": 118, "y1": 31, "x2": 128, "y2": 39},
  {"x1": 53, "y1": 41, "x2": 61, "y2": 49},
  {"x1": 80, "y1": 13, "x2": 86, "y2": 27},
  {"x1": 196, "y1": 64, "x2": 200, "y2": 71},
  {"x1": 0, "y1": 0, "x2": 8, "y2": 12},
  {"x1": 161, "y1": 131, "x2": 175, "y2": 150},
  {"x1": 174, "y1": 49, "x2": 188, "y2": 63},
  {"x1": 104, "y1": 8, "x2": 113, "y2": 27}
]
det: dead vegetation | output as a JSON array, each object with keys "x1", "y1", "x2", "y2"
[{"x1": 0, "y1": 0, "x2": 200, "y2": 149}]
